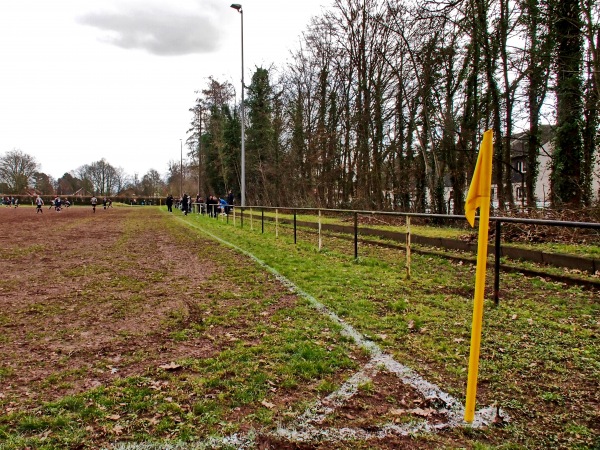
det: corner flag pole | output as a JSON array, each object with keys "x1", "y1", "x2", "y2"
[{"x1": 464, "y1": 130, "x2": 493, "y2": 423}]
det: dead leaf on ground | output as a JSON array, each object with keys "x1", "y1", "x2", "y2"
[
  {"x1": 409, "y1": 407, "x2": 435, "y2": 417},
  {"x1": 159, "y1": 362, "x2": 182, "y2": 371},
  {"x1": 261, "y1": 400, "x2": 275, "y2": 409}
]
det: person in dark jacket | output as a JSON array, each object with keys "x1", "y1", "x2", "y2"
[
  {"x1": 166, "y1": 194, "x2": 174, "y2": 212},
  {"x1": 207, "y1": 195, "x2": 216, "y2": 217},
  {"x1": 226, "y1": 190, "x2": 234, "y2": 215},
  {"x1": 181, "y1": 193, "x2": 189, "y2": 215}
]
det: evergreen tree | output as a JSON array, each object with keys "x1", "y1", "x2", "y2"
[
  {"x1": 202, "y1": 77, "x2": 236, "y2": 197},
  {"x1": 245, "y1": 67, "x2": 275, "y2": 204},
  {"x1": 551, "y1": 0, "x2": 584, "y2": 206}
]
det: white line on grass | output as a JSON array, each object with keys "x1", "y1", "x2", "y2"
[{"x1": 112, "y1": 217, "x2": 506, "y2": 449}]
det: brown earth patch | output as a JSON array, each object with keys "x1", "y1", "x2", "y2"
[
  {"x1": 319, "y1": 369, "x2": 450, "y2": 429},
  {"x1": 0, "y1": 207, "x2": 224, "y2": 408},
  {"x1": 2, "y1": 207, "x2": 313, "y2": 410}
]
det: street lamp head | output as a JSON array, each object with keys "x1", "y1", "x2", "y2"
[{"x1": 230, "y1": 3, "x2": 242, "y2": 12}]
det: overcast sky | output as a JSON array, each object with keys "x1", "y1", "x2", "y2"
[{"x1": 0, "y1": 0, "x2": 327, "y2": 180}]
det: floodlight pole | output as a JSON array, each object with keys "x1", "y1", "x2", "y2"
[
  {"x1": 180, "y1": 138, "x2": 183, "y2": 198},
  {"x1": 231, "y1": 3, "x2": 245, "y2": 207},
  {"x1": 197, "y1": 107, "x2": 202, "y2": 197}
]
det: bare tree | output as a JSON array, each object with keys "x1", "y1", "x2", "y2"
[
  {"x1": 0, "y1": 149, "x2": 39, "y2": 194},
  {"x1": 77, "y1": 159, "x2": 120, "y2": 195},
  {"x1": 140, "y1": 169, "x2": 165, "y2": 197}
]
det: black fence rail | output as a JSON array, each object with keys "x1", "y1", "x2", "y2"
[{"x1": 211, "y1": 206, "x2": 600, "y2": 304}]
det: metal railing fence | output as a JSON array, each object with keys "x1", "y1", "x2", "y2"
[{"x1": 191, "y1": 204, "x2": 600, "y2": 304}]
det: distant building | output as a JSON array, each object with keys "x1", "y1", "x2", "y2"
[
  {"x1": 73, "y1": 188, "x2": 93, "y2": 198},
  {"x1": 444, "y1": 127, "x2": 599, "y2": 211},
  {"x1": 498, "y1": 126, "x2": 555, "y2": 208},
  {"x1": 497, "y1": 127, "x2": 599, "y2": 208}
]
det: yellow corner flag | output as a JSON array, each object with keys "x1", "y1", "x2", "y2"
[
  {"x1": 464, "y1": 129, "x2": 493, "y2": 423},
  {"x1": 465, "y1": 130, "x2": 494, "y2": 227}
]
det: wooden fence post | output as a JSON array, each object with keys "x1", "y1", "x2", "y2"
[
  {"x1": 494, "y1": 220, "x2": 501, "y2": 305},
  {"x1": 406, "y1": 216, "x2": 411, "y2": 279},
  {"x1": 318, "y1": 209, "x2": 322, "y2": 251},
  {"x1": 354, "y1": 212, "x2": 358, "y2": 259}
]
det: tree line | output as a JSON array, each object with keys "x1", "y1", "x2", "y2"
[
  {"x1": 3, "y1": 0, "x2": 597, "y2": 212},
  {"x1": 0, "y1": 149, "x2": 185, "y2": 198},
  {"x1": 188, "y1": 0, "x2": 599, "y2": 212}
]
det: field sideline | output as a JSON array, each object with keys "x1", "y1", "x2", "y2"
[{"x1": 0, "y1": 206, "x2": 598, "y2": 449}]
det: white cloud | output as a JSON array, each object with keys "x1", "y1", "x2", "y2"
[{"x1": 78, "y1": 0, "x2": 225, "y2": 56}]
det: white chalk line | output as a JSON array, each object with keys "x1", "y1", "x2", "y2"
[{"x1": 111, "y1": 217, "x2": 506, "y2": 449}]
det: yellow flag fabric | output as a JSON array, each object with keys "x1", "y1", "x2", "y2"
[
  {"x1": 463, "y1": 129, "x2": 493, "y2": 423},
  {"x1": 465, "y1": 130, "x2": 493, "y2": 227}
]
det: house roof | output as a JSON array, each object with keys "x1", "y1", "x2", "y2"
[
  {"x1": 73, "y1": 188, "x2": 93, "y2": 196},
  {"x1": 509, "y1": 125, "x2": 554, "y2": 158}
]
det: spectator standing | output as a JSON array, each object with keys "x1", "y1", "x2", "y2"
[
  {"x1": 213, "y1": 196, "x2": 220, "y2": 218},
  {"x1": 166, "y1": 194, "x2": 173, "y2": 212},
  {"x1": 219, "y1": 197, "x2": 227, "y2": 216},
  {"x1": 227, "y1": 190, "x2": 234, "y2": 215},
  {"x1": 195, "y1": 194, "x2": 201, "y2": 213},
  {"x1": 208, "y1": 195, "x2": 216, "y2": 217},
  {"x1": 181, "y1": 193, "x2": 189, "y2": 216}
]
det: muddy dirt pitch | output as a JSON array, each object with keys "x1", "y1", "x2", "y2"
[
  {"x1": 1, "y1": 206, "x2": 227, "y2": 404},
  {"x1": 2, "y1": 206, "x2": 461, "y2": 449}
]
